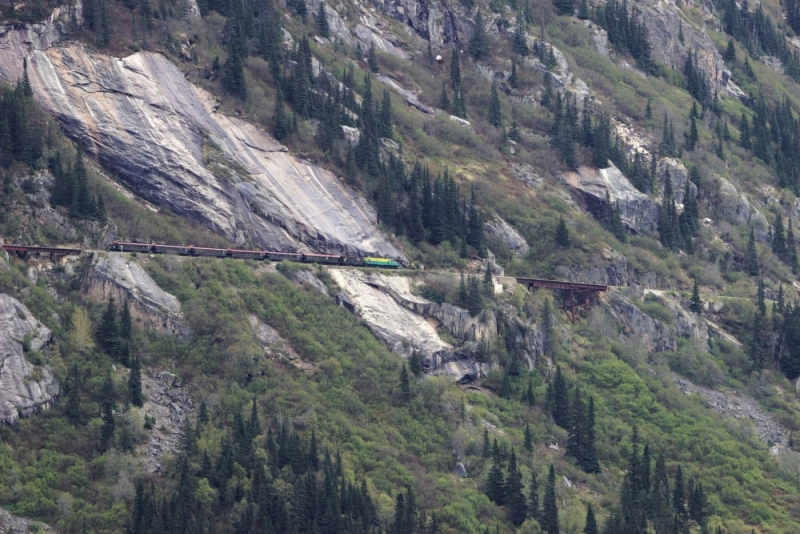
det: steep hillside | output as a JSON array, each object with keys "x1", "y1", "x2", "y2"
[{"x1": 3, "y1": 0, "x2": 800, "y2": 531}]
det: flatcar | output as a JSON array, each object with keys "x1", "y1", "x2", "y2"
[
  {"x1": 191, "y1": 246, "x2": 228, "y2": 258},
  {"x1": 229, "y1": 249, "x2": 266, "y2": 260},
  {"x1": 364, "y1": 257, "x2": 400, "y2": 269},
  {"x1": 111, "y1": 241, "x2": 153, "y2": 253}
]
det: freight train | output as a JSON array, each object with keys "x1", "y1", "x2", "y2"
[{"x1": 109, "y1": 241, "x2": 400, "y2": 268}]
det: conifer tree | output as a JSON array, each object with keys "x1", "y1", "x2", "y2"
[
  {"x1": 674, "y1": 465, "x2": 687, "y2": 522},
  {"x1": 439, "y1": 81, "x2": 450, "y2": 111},
  {"x1": 509, "y1": 60, "x2": 519, "y2": 89},
  {"x1": 409, "y1": 350, "x2": 423, "y2": 376},
  {"x1": 400, "y1": 363, "x2": 412, "y2": 404},
  {"x1": 485, "y1": 455, "x2": 506, "y2": 504},
  {"x1": 450, "y1": 48, "x2": 462, "y2": 89},
  {"x1": 526, "y1": 471, "x2": 540, "y2": 522},
  {"x1": 379, "y1": 89, "x2": 393, "y2": 138},
  {"x1": 513, "y1": 12, "x2": 529, "y2": 55},
  {"x1": 119, "y1": 299, "x2": 132, "y2": 342},
  {"x1": 273, "y1": 85, "x2": 290, "y2": 140},
  {"x1": 499, "y1": 369, "x2": 512, "y2": 399},
  {"x1": 542, "y1": 297, "x2": 555, "y2": 357},
  {"x1": 482, "y1": 428, "x2": 491, "y2": 458},
  {"x1": 567, "y1": 387, "x2": 584, "y2": 462},
  {"x1": 686, "y1": 115, "x2": 698, "y2": 151},
  {"x1": 774, "y1": 211, "x2": 787, "y2": 259},
  {"x1": 724, "y1": 39, "x2": 736, "y2": 62},
  {"x1": 100, "y1": 372, "x2": 116, "y2": 450},
  {"x1": 554, "y1": 0, "x2": 573, "y2": 16},
  {"x1": 584, "y1": 503, "x2": 598, "y2": 534},
  {"x1": 317, "y1": 1, "x2": 329, "y2": 38},
  {"x1": 556, "y1": 215, "x2": 570, "y2": 247},
  {"x1": 468, "y1": 11, "x2": 490, "y2": 59},
  {"x1": 579, "y1": 0, "x2": 590, "y2": 19},
  {"x1": 541, "y1": 464, "x2": 559, "y2": 534},
  {"x1": 368, "y1": 43, "x2": 380, "y2": 73},
  {"x1": 65, "y1": 366, "x2": 82, "y2": 426},
  {"x1": 552, "y1": 366, "x2": 569, "y2": 428},
  {"x1": 525, "y1": 378, "x2": 536, "y2": 406},
  {"x1": 223, "y1": 48, "x2": 247, "y2": 100},
  {"x1": 690, "y1": 279, "x2": 703, "y2": 314},
  {"x1": 98, "y1": 296, "x2": 119, "y2": 357},
  {"x1": 740, "y1": 112, "x2": 751, "y2": 149},
  {"x1": 745, "y1": 227, "x2": 759, "y2": 276},
  {"x1": 128, "y1": 354, "x2": 143, "y2": 407},
  {"x1": 506, "y1": 448, "x2": 528, "y2": 526},
  {"x1": 489, "y1": 82, "x2": 502, "y2": 127},
  {"x1": 789, "y1": 219, "x2": 799, "y2": 271},
  {"x1": 524, "y1": 423, "x2": 533, "y2": 452},
  {"x1": 583, "y1": 396, "x2": 600, "y2": 473}
]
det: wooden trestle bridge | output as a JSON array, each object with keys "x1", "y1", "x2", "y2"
[{"x1": 513, "y1": 277, "x2": 609, "y2": 322}]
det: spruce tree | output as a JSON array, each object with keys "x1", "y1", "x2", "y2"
[
  {"x1": 488, "y1": 82, "x2": 502, "y2": 127},
  {"x1": 724, "y1": 39, "x2": 736, "y2": 62},
  {"x1": 223, "y1": 49, "x2": 247, "y2": 100},
  {"x1": 128, "y1": 354, "x2": 143, "y2": 407},
  {"x1": 100, "y1": 372, "x2": 116, "y2": 450},
  {"x1": 482, "y1": 428, "x2": 491, "y2": 458},
  {"x1": 583, "y1": 397, "x2": 600, "y2": 473},
  {"x1": 379, "y1": 89, "x2": 393, "y2": 138},
  {"x1": 773, "y1": 211, "x2": 787, "y2": 259},
  {"x1": 65, "y1": 366, "x2": 82, "y2": 426},
  {"x1": 513, "y1": 12, "x2": 529, "y2": 55},
  {"x1": 689, "y1": 279, "x2": 703, "y2": 314},
  {"x1": 674, "y1": 465, "x2": 687, "y2": 522},
  {"x1": 552, "y1": 366, "x2": 569, "y2": 428},
  {"x1": 789, "y1": 219, "x2": 799, "y2": 271},
  {"x1": 273, "y1": 85, "x2": 290, "y2": 140},
  {"x1": 506, "y1": 448, "x2": 528, "y2": 526},
  {"x1": 541, "y1": 464, "x2": 559, "y2": 534},
  {"x1": 317, "y1": 1, "x2": 329, "y2": 38},
  {"x1": 740, "y1": 112, "x2": 751, "y2": 149},
  {"x1": 400, "y1": 363, "x2": 412, "y2": 404},
  {"x1": 528, "y1": 471, "x2": 540, "y2": 521},
  {"x1": 556, "y1": 215, "x2": 570, "y2": 247},
  {"x1": 450, "y1": 48, "x2": 462, "y2": 89},
  {"x1": 542, "y1": 297, "x2": 555, "y2": 357},
  {"x1": 584, "y1": 502, "x2": 598, "y2": 534},
  {"x1": 567, "y1": 387, "x2": 584, "y2": 463},
  {"x1": 368, "y1": 43, "x2": 380, "y2": 73},
  {"x1": 485, "y1": 455, "x2": 506, "y2": 505},
  {"x1": 524, "y1": 423, "x2": 533, "y2": 452},
  {"x1": 579, "y1": 0, "x2": 590, "y2": 19},
  {"x1": 119, "y1": 299, "x2": 132, "y2": 341},
  {"x1": 744, "y1": 226, "x2": 759, "y2": 276},
  {"x1": 409, "y1": 350, "x2": 423, "y2": 376},
  {"x1": 686, "y1": 115, "x2": 698, "y2": 151},
  {"x1": 554, "y1": 0, "x2": 573, "y2": 16},
  {"x1": 98, "y1": 296, "x2": 119, "y2": 357},
  {"x1": 525, "y1": 378, "x2": 536, "y2": 406},
  {"x1": 509, "y1": 60, "x2": 519, "y2": 89},
  {"x1": 439, "y1": 81, "x2": 450, "y2": 111},
  {"x1": 468, "y1": 11, "x2": 490, "y2": 59}
]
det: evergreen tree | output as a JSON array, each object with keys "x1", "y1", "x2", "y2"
[
  {"x1": 100, "y1": 372, "x2": 116, "y2": 450},
  {"x1": 482, "y1": 428, "x2": 491, "y2": 458},
  {"x1": 128, "y1": 354, "x2": 143, "y2": 407},
  {"x1": 690, "y1": 279, "x2": 703, "y2": 314},
  {"x1": 554, "y1": 0, "x2": 573, "y2": 16},
  {"x1": 686, "y1": 115, "x2": 699, "y2": 151},
  {"x1": 65, "y1": 366, "x2": 82, "y2": 426},
  {"x1": 368, "y1": 43, "x2": 380, "y2": 73},
  {"x1": 745, "y1": 227, "x2": 760, "y2": 276},
  {"x1": 97, "y1": 296, "x2": 119, "y2": 357},
  {"x1": 528, "y1": 471, "x2": 540, "y2": 521},
  {"x1": 525, "y1": 378, "x2": 536, "y2": 406},
  {"x1": 506, "y1": 448, "x2": 528, "y2": 526},
  {"x1": 485, "y1": 455, "x2": 506, "y2": 505},
  {"x1": 223, "y1": 49, "x2": 247, "y2": 100},
  {"x1": 273, "y1": 85, "x2": 290, "y2": 140},
  {"x1": 488, "y1": 82, "x2": 502, "y2": 127},
  {"x1": 317, "y1": 1, "x2": 329, "y2": 38},
  {"x1": 584, "y1": 503, "x2": 598, "y2": 534},
  {"x1": 583, "y1": 396, "x2": 600, "y2": 473},
  {"x1": 379, "y1": 89, "x2": 393, "y2": 138},
  {"x1": 773, "y1": 211, "x2": 787, "y2": 259},
  {"x1": 579, "y1": 0, "x2": 590, "y2": 19},
  {"x1": 739, "y1": 112, "x2": 751, "y2": 150},
  {"x1": 542, "y1": 297, "x2": 555, "y2": 357},
  {"x1": 552, "y1": 366, "x2": 569, "y2": 428},
  {"x1": 788, "y1": 219, "x2": 799, "y2": 271},
  {"x1": 540, "y1": 464, "x2": 559, "y2": 534},
  {"x1": 645, "y1": 99, "x2": 653, "y2": 121},
  {"x1": 524, "y1": 423, "x2": 533, "y2": 452},
  {"x1": 450, "y1": 48, "x2": 462, "y2": 89},
  {"x1": 409, "y1": 350, "x2": 423, "y2": 376},
  {"x1": 468, "y1": 11, "x2": 490, "y2": 59},
  {"x1": 400, "y1": 363, "x2": 412, "y2": 404},
  {"x1": 674, "y1": 465, "x2": 687, "y2": 522},
  {"x1": 509, "y1": 60, "x2": 519, "y2": 89},
  {"x1": 119, "y1": 299, "x2": 132, "y2": 342},
  {"x1": 556, "y1": 215, "x2": 570, "y2": 247},
  {"x1": 724, "y1": 39, "x2": 736, "y2": 62},
  {"x1": 513, "y1": 12, "x2": 529, "y2": 55},
  {"x1": 439, "y1": 81, "x2": 450, "y2": 111}
]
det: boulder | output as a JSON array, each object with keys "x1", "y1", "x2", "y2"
[
  {"x1": 484, "y1": 217, "x2": 529, "y2": 258},
  {"x1": 559, "y1": 164, "x2": 659, "y2": 235},
  {"x1": 83, "y1": 252, "x2": 190, "y2": 337},
  {"x1": 711, "y1": 175, "x2": 770, "y2": 242},
  {"x1": 0, "y1": 294, "x2": 59, "y2": 425},
  {"x1": 454, "y1": 462, "x2": 468, "y2": 478},
  {"x1": 600, "y1": 290, "x2": 676, "y2": 352}
]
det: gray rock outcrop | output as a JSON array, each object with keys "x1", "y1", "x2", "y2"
[
  {"x1": 329, "y1": 269, "x2": 488, "y2": 382},
  {"x1": 601, "y1": 290, "x2": 677, "y2": 352},
  {"x1": 485, "y1": 217, "x2": 529, "y2": 258},
  {"x1": 559, "y1": 164, "x2": 659, "y2": 235},
  {"x1": 0, "y1": 19, "x2": 402, "y2": 259},
  {"x1": 83, "y1": 253, "x2": 190, "y2": 337},
  {"x1": 0, "y1": 294, "x2": 59, "y2": 425},
  {"x1": 711, "y1": 175, "x2": 770, "y2": 242},
  {"x1": 0, "y1": 507, "x2": 56, "y2": 533},
  {"x1": 556, "y1": 249, "x2": 670, "y2": 288}
]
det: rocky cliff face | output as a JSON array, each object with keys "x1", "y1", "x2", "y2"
[
  {"x1": 329, "y1": 269, "x2": 490, "y2": 381},
  {"x1": 485, "y1": 217, "x2": 529, "y2": 258},
  {"x1": 83, "y1": 252, "x2": 190, "y2": 336},
  {"x1": 0, "y1": 294, "x2": 59, "y2": 425},
  {"x1": 559, "y1": 164, "x2": 659, "y2": 235},
  {"x1": 0, "y1": 16, "x2": 401, "y2": 259},
  {"x1": 556, "y1": 249, "x2": 671, "y2": 288}
]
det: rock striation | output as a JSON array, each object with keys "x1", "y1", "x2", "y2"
[
  {"x1": 556, "y1": 249, "x2": 671, "y2": 289},
  {"x1": 83, "y1": 252, "x2": 190, "y2": 337},
  {"x1": 559, "y1": 164, "x2": 659, "y2": 235},
  {"x1": 0, "y1": 17, "x2": 402, "y2": 259},
  {"x1": 0, "y1": 294, "x2": 59, "y2": 425},
  {"x1": 710, "y1": 175, "x2": 770, "y2": 242},
  {"x1": 485, "y1": 216, "x2": 529, "y2": 258},
  {"x1": 329, "y1": 269, "x2": 488, "y2": 382}
]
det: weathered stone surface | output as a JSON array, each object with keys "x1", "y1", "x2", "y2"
[
  {"x1": 376, "y1": 74, "x2": 434, "y2": 114},
  {"x1": 657, "y1": 157, "x2": 697, "y2": 205},
  {"x1": 559, "y1": 164, "x2": 659, "y2": 235},
  {"x1": 83, "y1": 252, "x2": 189, "y2": 337},
  {"x1": 248, "y1": 315, "x2": 313, "y2": 371},
  {"x1": 0, "y1": 294, "x2": 58, "y2": 425},
  {"x1": 0, "y1": 23, "x2": 402, "y2": 259},
  {"x1": 484, "y1": 216, "x2": 529, "y2": 258},
  {"x1": 600, "y1": 290, "x2": 676, "y2": 352},
  {"x1": 0, "y1": 507, "x2": 56, "y2": 533},
  {"x1": 511, "y1": 163, "x2": 543, "y2": 189},
  {"x1": 329, "y1": 269, "x2": 488, "y2": 381},
  {"x1": 286, "y1": 268, "x2": 330, "y2": 296},
  {"x1": 674, "y1": 374, "x2": 786, "y2": 444},
  {"x1": 711, "y1": 175, "x2": 770, "y2": 242},
  {"x1": 556, "y1": 248, "x2": 670, "y2": 288}
]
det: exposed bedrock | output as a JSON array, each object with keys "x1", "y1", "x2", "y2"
[
  {"x1": 0, "y1": 294, "x2": 59, "y2": 425},
  {"x1": 559, "y1": 164, "x2": 659, "y2": 235},
  {"x1": 0, "y1": 17, "x2": 402, "y2": 259},
  {"x1": 83, "y1": 252, "x2": 190, "y2": 337}
]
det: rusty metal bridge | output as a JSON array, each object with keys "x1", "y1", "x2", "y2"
[
  {"x1": 514, "y1": 277, "x2": 609, "y2": 322},
  {"x1": 1, "y1": 245, "x2": 82, "y2": 261}
]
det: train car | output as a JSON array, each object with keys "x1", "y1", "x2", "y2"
[
  {"x1": 340, "y1": 256, "x2": 366, "y2": 266},
  {"x1": 192, "y1": 246, "x2": 228, "y2": 258},
  {"x1": 152, "y1": 244, "x2": 192, "y2": 255},
  {"x1": 363, "y1": 257, "x2": 400, "y2": 269},
  {"x1": 302, "y1": 253, "x2": 344, "y2": 264},
  {"x1": 111, "y1": 241, "x2": 153, "y2": 253},
  {"x1": 229, "y1": 249, "x2": 266, "y2": 260},
  {"x1": 266, "y1": 251, "x2": 304, "y2": 262}
]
